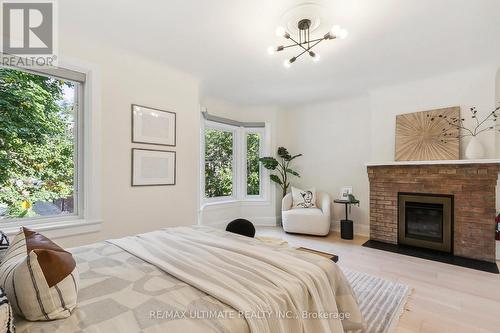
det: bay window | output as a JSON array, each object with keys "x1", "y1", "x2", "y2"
[{"x1": 202, "y1": 116, "x2": 267, "y2": 203}]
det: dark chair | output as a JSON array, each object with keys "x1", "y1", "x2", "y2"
[{"x1": 225, "y1": 219, "x2": 255, "y2": 238}]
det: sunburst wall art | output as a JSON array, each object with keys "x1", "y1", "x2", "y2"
[{"x1": 395, "y1": 107, "x2": 460, "y2": 161}]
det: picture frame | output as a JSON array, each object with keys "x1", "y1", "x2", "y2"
[
  {"x1": 131, "y1": 148, "x2": 176, "y2": 186},
  {"x1": 339, "y1": 186, "x2": 353, "y2": 200},
  {"x1": 132, "y1": 104, "x2": 176, "y2": 146}
]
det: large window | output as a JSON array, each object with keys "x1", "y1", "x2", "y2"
[
  {"x1": 0, "y1": 66, "x2": 82, "y2": 222},
  {"x1": 203, "y1": 120, "x2": 266, "y2": 202},
  {"x1": 204, "y1": 127, "x2": 234, "y2": 198}
]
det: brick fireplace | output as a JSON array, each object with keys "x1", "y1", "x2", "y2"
[{"x1": 367, "y1": 161, "x2": 500, "y2": 263}]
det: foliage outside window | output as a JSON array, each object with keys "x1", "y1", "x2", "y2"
[
  {"x1": 246, "y1": 133, "x2": 260, "y2": 196},
  {"x1": 203, "y1": 122, "x2": 265, "y2": 201},
  {"x1": 0, "y1": 67, "x2": 78, "y2": 220},
  {"x1": 204, "y1": 128, "x2": 233, "y2": 198}
]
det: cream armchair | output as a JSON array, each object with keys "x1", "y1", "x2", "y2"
[{"x1": 281, "y1": 191, "x2": 331, "y2": 236}]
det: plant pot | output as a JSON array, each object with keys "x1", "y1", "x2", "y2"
[{"x1": 465, "y1": 136, "x2": 485, "y2": 159}]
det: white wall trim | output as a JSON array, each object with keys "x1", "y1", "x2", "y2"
[
  {"x1": 203, "y1": 216, "x2": 277, "y2": 229},
  {"x1": 252, "y1": 216, "x2": 277, "y2": 227},
  {"x1": 1, "y1": 219, "x2": 102, "y2": 240}
]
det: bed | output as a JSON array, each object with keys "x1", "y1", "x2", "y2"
[{"x1": 15, "y1": 226, "x2": 364, "y2": 333}]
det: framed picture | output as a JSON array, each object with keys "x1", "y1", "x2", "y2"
[
  {"x1": 132, "y1": 104, "x2": 176, "y2": 146},
  {"x1": 339, "y1": 186, "x2": 353, "y2": 200},
  {"x1": 132, "y1": 149, "x2": 176, "y2": 186}
]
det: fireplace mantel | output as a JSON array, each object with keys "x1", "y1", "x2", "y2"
[{"x1": 366, "y1": 159, "x2": 500, "y2": 167}]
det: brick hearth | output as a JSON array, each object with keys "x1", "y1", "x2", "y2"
[{"x1": 367, "y1": 163, "x2": 500, "y2": 262}]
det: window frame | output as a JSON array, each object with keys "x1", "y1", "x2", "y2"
[
  {"x1": 0, "y1": 59, "x2": 102, "y2": 238},
  {"x1": 201, "y1": 119, "x2": 268, "y2": 205},
  {"x1": 243, "y1": 128, "x2": 265, "y2": 200}
]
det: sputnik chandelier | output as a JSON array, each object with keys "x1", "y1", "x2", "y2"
[{"x1": 268, "y1": 19, "x2": 348, "y2": 68}]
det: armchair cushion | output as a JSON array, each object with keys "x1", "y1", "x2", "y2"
[
  {"x1": 287, "y1": 208, "x2": 323, "y2": 216},
  {"x1": 291, "y1": 187, "x2": 316, "y2": 208}
]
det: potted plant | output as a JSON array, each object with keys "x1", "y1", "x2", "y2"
[
  {"x1": 431, "y1": 105, "x2": 500, "y2": 159},
  {"x1": 259, "y1": 147, "x2": 302, "y2": 197}
]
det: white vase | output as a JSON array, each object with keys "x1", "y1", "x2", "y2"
[{"x1": 465, "y1": 136, "x2": 485, "y2": 160}]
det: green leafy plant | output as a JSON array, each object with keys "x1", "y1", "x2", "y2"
[
  {"x1": 347, "y1": 194, "x2": 360, "y2": 214},
  {"x1": 259, "y1": 147, "x2": 302, "y2": 197}
]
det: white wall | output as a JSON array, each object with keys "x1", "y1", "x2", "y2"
[
  {"x1": 54, "y1": 42, "x2": 201, "y2": 248},
  {"x1": 199, "y1": 98, "x2": 282, "y2": 228},
  {"x1": 279, "y1": 96, "x2": 372, "y2": 235},
  {"x1": 370, "y1": 65, "x2": 498, "y2": 161}
]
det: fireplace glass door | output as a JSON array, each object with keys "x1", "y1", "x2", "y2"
[
  {"x1": 405, "y1": 202, "x2": 443, "y2": 242},
  {"x1": 398, "y1": 193, "x2": 453, "y2": 253}
]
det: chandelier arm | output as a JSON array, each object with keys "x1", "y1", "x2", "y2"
[
  {"x1": 282, "y1": 44, "x2": 302, "y2": 49},
  {"x1": 287, "y1": 36, "x2": 309, "y2": 53},
  {"x1": 283, "y1": 37, "x2": 330, "y2": 51},
  {"x1": 293, "y1": 48, "x2": 310, "y2": 61},
  {"x1": 308, "y1": 36, "x2": 329, "y2": 43},
  {"x1": 308, "y1": 39, "x2": 324, "y2": 50}
]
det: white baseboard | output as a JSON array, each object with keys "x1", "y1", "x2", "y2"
[
  {"x1": 252, "y1": 216, "x2": 278, "y2": 227},
  {"x1": 200, "y1": 216, "x2": 278, "y2": 229},
  {"x1": 331, "y1": 220, "x2": 369, "y2": 237}
]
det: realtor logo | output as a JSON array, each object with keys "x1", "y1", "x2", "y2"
[
  {"x1": 1, "y1": 0, "x2": 57, "y2": 67},
  {"x1": 2, "y1": 1, "x2": 53, "y2": 54}
]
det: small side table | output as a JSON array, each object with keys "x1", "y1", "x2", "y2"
[{"x1": 334, "y1": 199, "x2": 354, "y2": 240}]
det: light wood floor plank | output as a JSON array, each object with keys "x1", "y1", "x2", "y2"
[{"x1": 256, "y1": 227, "x2": 500, "y2": 333}]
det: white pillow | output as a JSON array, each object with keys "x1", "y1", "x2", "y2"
[
  {"x1": 292, "y1": 187, "x2": 316, "y2": 208},
  {"x1": 0, "y1": 227, "x2": 79, "y2": 321}
]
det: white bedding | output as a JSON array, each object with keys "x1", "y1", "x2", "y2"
[
  {"x1": 109, "y1": 226, "x2": 364, "y2": 333},
  {"x1": 15, "y1": 226, "x2": 364, "y2": 333}
]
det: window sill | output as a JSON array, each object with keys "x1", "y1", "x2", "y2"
[
  {"x1": 201, "y1": 198, "x2": 270, "y2": 210},
  {"x1": 1, "y1": 218, "x2": 102, "y2": 240}
]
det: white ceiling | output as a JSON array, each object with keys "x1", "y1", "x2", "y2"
[{"x1": 60, "y1": 0, "x2": 500, "y2": 106}]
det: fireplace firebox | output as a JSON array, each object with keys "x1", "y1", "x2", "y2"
[{"x1": 398, "y1": 193, "x2": 453, "y2": 253}]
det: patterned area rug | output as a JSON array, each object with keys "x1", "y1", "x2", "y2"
[{"x1": 343, "y1": 269, "x2": 411, "y2": 333}]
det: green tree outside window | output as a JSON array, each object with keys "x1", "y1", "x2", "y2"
[{"x1": 0, "y1": 68, "x2": 76, "y2": 219}]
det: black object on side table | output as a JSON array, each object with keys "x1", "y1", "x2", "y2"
[{"x1": 334, "y1": 199, "x2": 354, "y2": 240}]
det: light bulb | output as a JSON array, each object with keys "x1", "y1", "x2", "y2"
[
  {"x1": 309, "y1": 51, "x2": 320, "y2": 62},
  {"x1": 331, "y1": 25, "x2": 342, "y2": 37},
  {"x1": 339, "y1": 29, "x2": 348, "y2": 39},
  {"x1": 275, "y1": 26, "x2": 286, "y2": 37},
  {"x1": 267, "y1": 46, "x2": 276, "y2": 55},
  {"x1": 283, "y1": 59, "x2": 292, "y2": 68}
]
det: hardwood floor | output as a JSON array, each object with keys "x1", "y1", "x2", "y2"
[{"x1": 255, "y1": 227, "x2": 500, "y2": 333}]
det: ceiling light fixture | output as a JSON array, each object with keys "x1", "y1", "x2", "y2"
[{"x1": 268, "y1": 19, "x2": 348, "y2": 68}]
